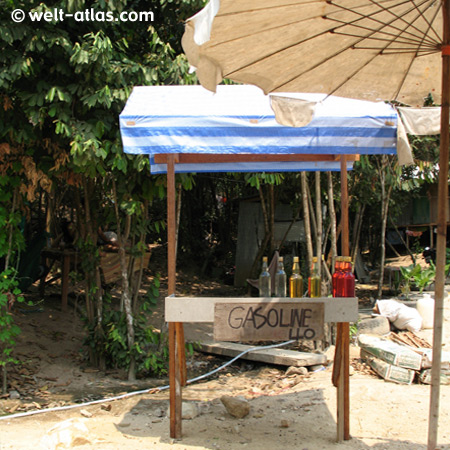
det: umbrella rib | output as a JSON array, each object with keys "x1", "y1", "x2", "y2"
[
  {"x1": 216, "y1": 1, "x2": 320, "y2": 16},
  {"x1": 208, "y1": 15, "x2": 329, "y2": 50},
  {"x1": 368, "y1": 0, "x2": 442, "y2": 45},
  {"x1": 391, "y1": 8, "x2": 441, "y2": 100},
  {"x1": 330, "y1": 22, "x2": 438, "y2": 50},
  {"x1": 270, "y1": 14, "x2": 422, "y2": 96},
  {"x1": 328, "y1": 0, "x2": 441, "y2": 50}
]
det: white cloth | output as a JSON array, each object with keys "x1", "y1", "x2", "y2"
[
  {"x1": 270, "y1": 95, "x2": 317, "y2": 127},
  {"x1": 396, "y1": 117, "x2": 415, "y2": 166},
  {"x1": 398, "y1": 107, "x2": 441, "y2": 135}
]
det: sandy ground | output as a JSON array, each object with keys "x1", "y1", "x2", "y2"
[{"x1": 1, "y1": 266, "x2": 450, "y2": 449}]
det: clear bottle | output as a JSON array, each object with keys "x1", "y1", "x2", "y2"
[
  {"x1": 308, "y1": 256, "x2": 322, "y2": 298},
  {"x1": 274, "y1": 256, "x2": 287, "y2": 297},
  {"x1": 289, "y1": 256, "x2": 303, "y2": 298},
  {"x1": 259, "y1": 256, "x2": 271, "y2": 297},
  {"x1": 332, "y1": 256, "x2": 344, "y2": 297}
]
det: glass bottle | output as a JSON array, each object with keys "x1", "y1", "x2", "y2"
[
  {"x1": 332, "y1": 256, "x2": 344, "y2": 297},
  {"x1": 342, "y1": 256, "x2": 356, "y2": 297},
  {"x1": 259, "y1": 256, "x2": 271, "y2": 297},
  {"x1": 274, "y1": 256, "x2": 287, "y2": 297},
  {"x1": 308, "y1": 256, "x2": 322, "y2": 298},
  {"x1": 290, "y1": 256, "x2": 303, "y2": 298}
]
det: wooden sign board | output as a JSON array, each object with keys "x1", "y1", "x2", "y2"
[{"x1": 214, "y1": 302, "x2": 324, "y2": 342}]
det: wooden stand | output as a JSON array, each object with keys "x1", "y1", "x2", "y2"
[{"x1": 165, "y1": 154, "x2": 353, "y2": 441}]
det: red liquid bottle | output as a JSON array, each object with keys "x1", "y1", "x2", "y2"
[
  {"x1": 332, "y1": 256, "x2": 344, "y2": 297},
  {"x1": 341, "y1": 256, "x2": 355, "y2": 297}
]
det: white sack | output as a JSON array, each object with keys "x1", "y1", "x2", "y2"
[{"x1": 376, "y1": 299, "x2": 423, "y2": 333}]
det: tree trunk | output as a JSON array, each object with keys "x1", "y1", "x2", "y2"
[
  {"x1": 4, "y1": 187, "x2": 18, "y2": 272},
  {"x1": 301, "y1": 173, "x2": 313, "y2": 276},
  {"x1": 175, "y1": 183, "x2": 182, "y2": 262},
  {"x1": 269, "y1": 184, "x2": 275, "y2": 254},
  {"x1": 315, "y1": 172, "x2": 323, "y2": 279},
  {"x1": 249, "y1": 184, "x2": 274, "y2": 280},
  {"x1": 351, "y1": 204, "x2": 365, "y2": 264},
  {"x1": 112, "y1": 180, "x2": 136, "y2": 381},
  {"x1": 132, "y1": 200, "x2": 149, "y2": 315},
  {"x1": 377, "y1": 156, "x2": 393, "y2": 299}
]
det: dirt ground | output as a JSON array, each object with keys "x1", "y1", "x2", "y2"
[{"x1": 1, "y1": 253, "x2": 450, "y2": 450}]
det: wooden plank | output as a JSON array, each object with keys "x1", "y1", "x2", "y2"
[
  {"x1": 165, "y1": 297, "x2": 358, "y2": 323},
  {"x1": 339, "y1": 155, "x2": 351, "y2": 442},
  {"x1": 167, "y1": 155, "x2": 182, "y2": 439},
  {"x1": 214, "y1": 302, "x2": 324, "y2": 342},
  {"x1": 197, "y1": 340, "x2": 327, "y2": 367},
  {"x1": 154, "y1": 153, "x2": 359, "y2": 164}
]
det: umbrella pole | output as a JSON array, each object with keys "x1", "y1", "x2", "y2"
[
  {"x1": 428, "y1": 3, "x2": 450, "y2": 445},
  {"x1": 336, "y1": 156, "x2": 350, "y2": 441},
  {"x1": 167, "y1": 154, "x2": 183, "y2": 439}
]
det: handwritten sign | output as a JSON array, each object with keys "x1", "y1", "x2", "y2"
[{"x1": 214, "y1": 302, "x2": 324, "y2": 342}]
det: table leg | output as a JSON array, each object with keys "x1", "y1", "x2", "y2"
[{"x1": 61, "y1": 253, "x2": 70, "y2": 311}]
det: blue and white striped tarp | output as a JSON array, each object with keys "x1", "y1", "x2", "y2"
[{"x1": 119, "y1": 85, "x2": 397, "y2": 174}]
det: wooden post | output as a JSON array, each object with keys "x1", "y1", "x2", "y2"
[
  {"x1": 61, "y1": 252, "x2": 70, "y2": 312},
  {"x1": 335, "y1": 156, "x2": 350, "y2": 441},
  {"x1": 428, "y1": 4, "x2": 450, "y2": 446},
  {"x1": 167, "y1": 154, "x2": 182, "y2": 439}
]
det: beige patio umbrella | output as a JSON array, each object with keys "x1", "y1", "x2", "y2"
[{"x1": 182, "y1": 1, "x2": 449, "y2": 448}]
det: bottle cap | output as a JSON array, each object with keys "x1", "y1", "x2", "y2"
[
  {"x1": 343, "y1": 256, "x2": 352, "y2": 262},
  {"x1": 293, "y1": 256, "x2": 299, "y2": 262},
  {"x1": 312, "y1": 256, "x2": 318, "y2": 262},
  {"x1": 279, "y1": 256, "x2": 284, "y2": 262},
  {"x1": 263, "y1": 256, "x2": 268, "y2": 262}
]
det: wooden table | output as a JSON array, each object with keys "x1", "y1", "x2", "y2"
[{"x1": 40, "y1": 247, "x2": 79, "y2": 311}]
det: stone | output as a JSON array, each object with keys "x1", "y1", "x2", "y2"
[
  {"x1": 357, "y1": 316, "x2": 390, "y2": 336},
  {"x1": 9, "y1": 390, "x2": 20, "y2": 400},
  {"x1": 280, "y1": 419, "x2": 291, "y2": 428},
  {"x1": 285, "y1": 366, "x2": 308, "y2": 377},
  {"x1": 40, "y1": 418, "x2": 91, "y2": 449},
  {"x1": 182, "y1": 402, "x2": 199, "y2": 420},
  {"x1": 220, "y1": 395, "x2": 250, "y2": 419}
]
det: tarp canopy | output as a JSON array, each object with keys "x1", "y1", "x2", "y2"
[{"x1": 119, "y1": 85, "x2": 398, "y2": 173}]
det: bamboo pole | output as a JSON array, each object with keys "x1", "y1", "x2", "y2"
[
  {"x1": 167, "y1": 155, "x2": 182, "y2": 439},
  {"x1": 428, "y1": 2, "x2": 450, "y2": 445}
]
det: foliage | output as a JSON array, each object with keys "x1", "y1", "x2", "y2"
[
  {"x1": 0, "y1": 269, "x2": 25, "y2": 387},
  {"x1": 0, "y1": 0, "x2": 205, "y2": 375},
  {"x1": 399, "y1": 256, "x2": 450, "y2": 296},
  {"x1": 0, "y1": 176, "x2": 26, "y2": 391},
  {"x1": 83, "y1": 275, "x2": 169, "y2": 376}
]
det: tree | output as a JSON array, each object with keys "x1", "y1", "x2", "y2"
[{"x1": 0, "y1": 0, "x2": 203, "y2": 379}]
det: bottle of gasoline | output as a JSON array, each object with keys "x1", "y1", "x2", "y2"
[
  {"x1": 274, "y1": 256, "x2": 287, "y2": 297},
  {"x1": 308, "y1": 256, "x2": 322, "y2": 297},
  {"x1": 289, "y1": 256, "x2": 303, "y2": 298},
  {"x1": 259, "y1": 256, "x2": 271, "y2": 297},
  {"x1": 332, "y1": 256, "x2": 344, "y2": 297},
  {"x1": 341, "y1": 256, "x2": 355, "y2": 297}
]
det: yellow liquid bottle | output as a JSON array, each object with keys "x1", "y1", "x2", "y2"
[
  {"x1": 289, "y1": 256, "x2": 303, "y2": 298},
  {"x1": 308, "y1": 256, "x2": 322, "y2": 298}
]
